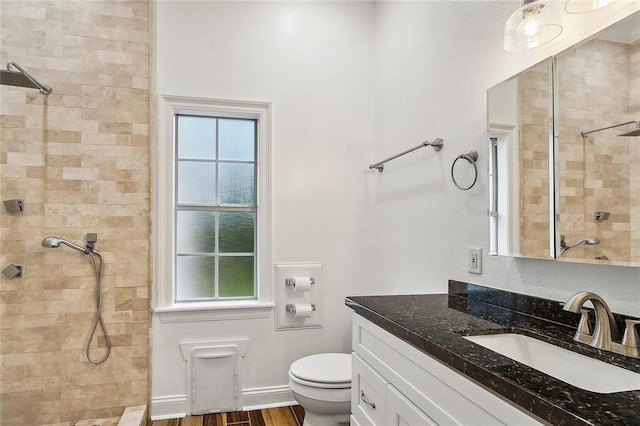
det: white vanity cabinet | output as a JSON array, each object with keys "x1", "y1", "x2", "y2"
[
  {"x1": 386, "y1": 384, "x2": 438, "y2": 426},
  {"x1": 351, "y1": 314, "x2": 543, "y2": 426}
]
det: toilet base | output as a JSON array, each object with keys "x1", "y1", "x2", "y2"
[
  {"x1": 291, "y1": 390, "x2": 350, "y2": 426},
  {"x1": 302, "y1": 411, "x2": 350, "y2": 426}
]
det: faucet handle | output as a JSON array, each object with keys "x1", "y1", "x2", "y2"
[
  {"x1": 622, "y1": 319, "x2": 640, "y2": 348},
  {"x1": 577, "y1": 309, "x2": 593, "y2": 334},
  {"x1": 574, "y1": 309, "x2": 593, "y2": 344}
]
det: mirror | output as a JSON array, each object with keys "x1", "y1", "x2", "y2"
[
  {"x1": 488, "y1": 58, "x2": 553, "y2": 260},
  {"x1": 488, "y1": 11, "x2": 640, "y2": 267}
]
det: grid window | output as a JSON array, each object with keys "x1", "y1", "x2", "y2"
[{"x1": 175, "y1": 115, "x2": 257, "y2": 302}]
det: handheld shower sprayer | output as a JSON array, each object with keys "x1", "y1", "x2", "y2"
[
  {"x1": 41, "y1": 234, "x2": 111, "y2": 364},
  {"x1": 42, "y1": 236, "x2": 89, "y2": 254},
  {"x1": 560, "y1": 235, "x2": 600, "y2": 253}
]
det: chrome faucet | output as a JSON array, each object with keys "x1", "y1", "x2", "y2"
[{"x1": 563, "y1": 291, "x2": 639, "y2": 358}]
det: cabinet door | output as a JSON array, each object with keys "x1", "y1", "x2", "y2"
[
  {"x1": 352, "y1": 353, "x2": 388, "y2": 426},
  {"x1": 386, "y1": 385, "x2": 438, "y2": 426},
  {"x1": 353, "y1": 314, "x2": 542, "y2": 425}
]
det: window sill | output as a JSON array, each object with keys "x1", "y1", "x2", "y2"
[{"x1": 154, "y1": 301, "x2": 274, "y2": 323}]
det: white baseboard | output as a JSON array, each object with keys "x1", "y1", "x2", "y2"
[
  {"x1": 151, "y1": 386, "x2": 295, "y2": 420},
  {"x1": 242, "y1": 385, "x2": 297, "y2": 411},
  {"x1": 149, "y1": 394, "x2": 188, "y2": 421}
]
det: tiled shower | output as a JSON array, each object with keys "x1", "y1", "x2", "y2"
[
  {"x1": 518, "y1": 38, "x2": 640, "y2": 263},
  {"x1": 0, "y1": 1, "x2": 151, "y2": 423}
]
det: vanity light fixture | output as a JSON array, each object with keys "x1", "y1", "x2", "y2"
[
  {"x1": 565, "y1": 0, "x2": 619, "y2": 14},
  {"x1": 504, "y1": 0, "x2": 563, "y2": 52}
]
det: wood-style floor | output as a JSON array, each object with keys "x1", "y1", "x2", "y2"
[{"x1": 147, "y1": 406, "x2": 305, "y2": 426}]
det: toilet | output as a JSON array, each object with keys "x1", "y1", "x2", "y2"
[{"x1": 288, "y1": 353, "x2": 352, "y2": 426}]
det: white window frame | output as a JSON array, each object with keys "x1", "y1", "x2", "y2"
[{"x1": 154, "y1": 95, "x2": 273, "y2": 322}]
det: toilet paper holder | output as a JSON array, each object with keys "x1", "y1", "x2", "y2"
[
  {"x1": 286, "y1": 303, "x2": 316, "y2": 313},
  {"x1": 285, "y1": 277, "x2": 315, "y2": 286}
]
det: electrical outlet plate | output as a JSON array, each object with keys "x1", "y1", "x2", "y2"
[{"x1": 468, "y1": 247, "x2": 482, "y2": 274}]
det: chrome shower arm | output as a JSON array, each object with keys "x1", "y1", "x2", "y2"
[{"x1": 581, "y1": 121, "x2": 639, "y2": 137}]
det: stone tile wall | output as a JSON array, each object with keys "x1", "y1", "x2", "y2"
[
  {"x1": 556, "y1": 38, "x2": 631, "y2": 264},
  {"x1": 518, "y1": 60, "x2": 550, "y2": 259},
  {"x1": 0, "y1": 1, "x2": 150, "y2": 424}
]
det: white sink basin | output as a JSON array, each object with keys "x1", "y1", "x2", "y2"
[{"x1": 463, "y1": 333, "x2": 640, "y2": 394}]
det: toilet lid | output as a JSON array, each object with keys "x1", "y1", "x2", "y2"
[{"x1": 290, "y1": 353, "x2": 351, "y2": 384}]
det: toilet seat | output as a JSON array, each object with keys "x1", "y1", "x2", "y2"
[{"x1": 289, "y1": 353, "x2": 351, "y2": 389}]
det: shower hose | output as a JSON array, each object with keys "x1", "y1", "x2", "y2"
[{"x1": 86, "y1": 249, "x2": 112, "y2": 365}]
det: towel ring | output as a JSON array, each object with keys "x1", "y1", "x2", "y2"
[{"x1": 451, "y1": 150, "x2": 478, "y2": 191}]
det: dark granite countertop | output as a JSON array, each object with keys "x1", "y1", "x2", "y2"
[{"x1": 345, "y1": 281, "x2": 640, "y2": 426}]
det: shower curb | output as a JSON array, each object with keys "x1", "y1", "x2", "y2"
[{"x1": 118, "y1": 405, "x2": 147, "y2": 426}]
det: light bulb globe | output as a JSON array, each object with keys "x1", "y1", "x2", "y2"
[{"x1": 504, "y1": 1, "x2": 563, "y2": 52}]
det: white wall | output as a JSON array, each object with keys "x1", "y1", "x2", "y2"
[
  {"x1": 152, "y1": 0, "x2": 640, "y2": 418},
  {"x1": 370, "y1": 0, "x2": 639, "y2": 317},
  {"x1": 153, "y1": 0, "x2": 376, "y2": 417}
]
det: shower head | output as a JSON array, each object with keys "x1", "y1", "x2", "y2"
[
  {"x1": 560, "y1": 235, "x2": 600, "y2": 253},
  {"x1": 581, "y1": 120, "x2": 640, "y2": 138},
  {"x1": 1, "y1": 61, "x2": 51, "y2": 95},
  {"x1": 42, "y1": 236, "x2": 88, "y2": 254},
  {"x1": 617, "y1": 124, "x2": 640, "y2": 137},
  {"x1": 581, "y1": 236, "x2": 600, "y2": 246}
]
